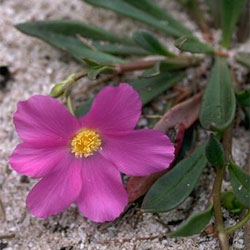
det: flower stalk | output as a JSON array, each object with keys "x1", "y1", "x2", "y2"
[
  {"x1": 212, "y1": 166, "x2": 229, "y2": 250},
  {"x1": 212, "y1": 125, "x2": 233, "y2": 250},
  {"x1": 225, "y1": 209, "x2": 250, "y2": 234}
]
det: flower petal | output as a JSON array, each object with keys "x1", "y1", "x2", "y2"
[
  {"x1": 14, "y1": 95, "x2": 80, "y2": 146},
  {"x1": 9, "y1": 142, "x2": 68, "y2": 178},
  {"x1": 76, "y1": 154, "x2": 128, "y2": 222},
  {"x1": 26, "y1": 155, "x2": 82, "y2": 218},
  {"x1": 101, "y1": 129, "x2": 175, "y2": 176},
  {"x1": 80, "y1": 84, "x2": 141, "y2": 134}
]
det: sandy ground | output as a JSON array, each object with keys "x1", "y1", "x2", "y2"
[{"x1": 0, "y1": 0, "x2": 250, "y2": 249}]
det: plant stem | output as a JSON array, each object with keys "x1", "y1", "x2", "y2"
[
  {"x1": 0, "y1": 233, "x2": 15, "y2": 240},
  {"x1": 0, "y1": 198, "x2": 5, "y2": 221},
  {"x1": 114, "y1": 55, "x2": 201, "y2": 73},
  {"x1": 226, "y1": 210, "x2": 250, "y2": 234},
  {"x1": 212, "y1": 126, "x2": 233, "y2": 250},
  {"x1": 212, "y1": 166, "x2": 229, "y2": 250}
]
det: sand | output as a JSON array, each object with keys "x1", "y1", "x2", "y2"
[{"x1": 0, "y1": 0, "x2": 249, "y2": 249}]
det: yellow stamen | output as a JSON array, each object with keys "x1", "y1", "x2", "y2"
[{"x1": 71, "y1": 129, "x2": 102, "y2": 158}]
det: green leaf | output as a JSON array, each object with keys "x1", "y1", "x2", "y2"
[
  {"x1": 221, "y1": 0, "x2": 247, "y2": 48},
  {"x1": 170, "y1": 205, "x2": 213, "y2": 237},
  {"x1": 177, "y1": 0, "x2": 210, "y2": 35},
  {"x1": 206, "y1": 0, "x2": 221, "y2": 28},
  {"x1": 141, "y1": 62, "x2": 161, "y2": 78},
  {"x1": 199, "y1": 57, "x2": 236, "y2": 131},
  {"x1": 16, "y1": 19, "x2": 134, "y2": 44},
  {"x1": 221, "y1": 190, "x2": 245, "y2": 214},
  {"x1": 142, "y1": 144, "x2": 207, "y2": 212},
  {"x1": 123, "y1": 0, "x2": 192, "y2": 36},
  {"x1": 15, "y1": 20, "x2": 153, "y2": 63},
  {"x1": 229, "y1": 161, "x2": 250, "y2": 208},
  {"x1": 87, "y1": 66, "x2": 113, "y2": 80},
  {"x1": 236, "y1": 52, "x2": 250, "y2": 69},
  {"x1": 236, "y1": 1, "x2": 250, "y2": 43},
  {"x1": 75, "y1": 71, "x2": 185, "y2": 117},
  {"x1": 205, "y1": 135, "x2": 226, "y2": 168},
  {"x1": 175, "y1": 36, "x2": 215, "y2": 54},
  {"x1": 92, "y1": 41, "x2": 148, "y2": 56},
  {"x1": 82, "y1": 0, "x2": 183, "y2": 37},
  {"x1": 142, "y1": 56, "x2": 203, "y2": 77},
  {"x1": 133, "y1": 30, "x2": 174, "y2": 56},
  {"x1": 236, "y1": 89, "x2": 250, "y2": 107}
]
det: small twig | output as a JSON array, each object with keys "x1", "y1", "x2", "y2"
[
  {"x1": 0, "y1": 233, "x2": 15, "y2": 240},
  {"x1": 173, "y1": 86, "x2": 190, "y2": 104},
  {"x1": 143, "y1": 115, "x2": 163, "y2": 119},
  {"x1": 0, "y1": 198, "x2": 5, "y2": 221},
  {"x1": 114, "y1": 59, "x2": 158, "y2": 73},
  {"x1": 99, "y1": 234, "x2": 167, "y2": 244}
]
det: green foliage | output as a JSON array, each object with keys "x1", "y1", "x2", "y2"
[
  {"x1": 82, "y1": 0, "x2": 188, "y2": 37},
  {"x1": 170, "y1": 205, "x2": 213, "y2": 236},
  {"x1": 236, "y1": 89, "x2": 250, "y2": 107},
  {"x1": 75, "y1": 71, "x2": 185, "y2": 117},
  {"x1": 142, "y1": 144, "x2": 207, "y2": 212},
  {"x1": 15, "y1": 20, "x2": 147, "y2": 63},
  {"x1": 133, "y1": 30, "x2": 174, "y2": 56},
  {"x1": 15, "y1": 1, "x2": 250, "y2": 244},
  {"x1": 236, "y1": 52, "x2": 250, "y2": 69},
  {"x1": 87, "y1": 66, "x2": 113, "y2": 80},
  {"x1": 122, "y1": 0, "x2": 192, "y2": 35},
  {"x1": 200, "y1": 57, "x2": 236, "y2": 131},
  {"x1": 206, "y1": 0, "x2": 221, "y2": 28},
  {"x1": 229, "y1": 161, "x2": 250, "y2": 208},
  {"x1": 205, "y1": 135, "x2": 226, "y2": 168},
  {"x1": 221, "y1": 190, "x2": 245, "y2": 214},
  {"x1": 175, "y1": 36, "x2": 215, "y2": 54},
  {"x1": 221, "y1": 0, "x2": 247, "y2": 48}
]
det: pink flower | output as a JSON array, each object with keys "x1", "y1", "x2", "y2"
[{"x1": 9, "y1": 84, "x2": 175, "y2": 222}]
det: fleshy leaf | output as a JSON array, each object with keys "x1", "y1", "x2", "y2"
[
  {"x1": 133, "y1": 30, "x2": 174, "y2": 56},
  {"x1": 221, "y1": 190, "x2": 245, "y2": 214},
  {"x1": 141, "y1": 62, "x2": 161, "y2": 78},
  {"x1": 82, "y1": 0, "x2": 185, "y2": 37},
  {"x1": 236, "y1": 88, "x2": 250, "y2": 107},
  {"x1": 229, "y1": 161, "x2": 250, "y2": 208},
  {"x1": 142, "y1": 144, "x2": 207, "y2": 212},
  {"x1": 15, "y1": 20, "x2": 147, "y2": 63},
  {"x1": 87, "y1": 66, "x2": 113, "y2": 80},
  {"x1": 206, "y1": 0, "x2": 221, "y2": 28},
  {"x1": 123, "y1": 0, "x2": 192, "y2": 35},
  {"x1": 205, "y1": 135, "x2": 226, "y2": 168},
  {"x1": 170, "y1": 205, "x2": 213, "y2": 237},
  {"x1": 220, "y1": 0, "x2": 247, "y2": 48},
  {"x1": 177, "y1": 0, "x2": 211, "y2": 39},
  {"x1": 199, "y1": 57, "x2": 236, "y2": 131},
  {"x1": 236, "y1": 52, "x2": 250, "y2": 69},
  {"x1": 92, "y1": 41, "x2": 148, "y2": 56},
  {"x1": 175, "y1": 36, "x2": 215, "y2": 54},
  {"x1": 75, "y1": 71, "x2": 185, "y2": 117}
]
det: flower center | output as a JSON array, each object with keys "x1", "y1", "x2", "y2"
[{"x1": 71, "y1": 129, "x2": 102, "y2": 158}]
